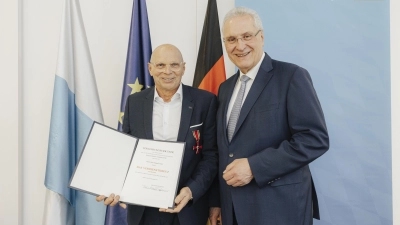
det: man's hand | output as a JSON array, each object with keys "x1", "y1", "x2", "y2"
[
  {"x1": 95, "y1": 193, "x2": 127, "y2": 209},
  {"x1": 159, "y1": 187, "x2": 192, "y2": 213},
  {"x1": 222, "y1": 158, "x2": 253, "y2": 187},
  {"x1": 209, "y1": 207, "x2": 221, "y2": 225}
]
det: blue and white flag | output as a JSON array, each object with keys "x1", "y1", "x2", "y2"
[
  {"x1": 105, "y1": 0, "x2": 154, "y2": 224},
  {"x1": 43, "y1": 0, "x2": 106, "y2": 224}
]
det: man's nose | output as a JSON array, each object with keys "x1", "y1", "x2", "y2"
[
  {"x1": 235, "y1": 38, "x2": 246, "y2": 50},
  {"x1": 163, "y1": 65, "x2": 172, "y2": 73}
]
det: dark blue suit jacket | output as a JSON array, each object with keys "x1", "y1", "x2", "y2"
[
  {"x1": 123, "y1": 85, "x2": 218, "y2": 225},
  {"x1": 217, "y1": 53, "x2": 329, "y2": 225}
]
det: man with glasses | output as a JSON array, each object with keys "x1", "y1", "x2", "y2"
[
  {"x1": 97, "y1": 44, "x2": 220, "y2": 225},
  {"x1": 216, "y1": 7, "x2": 329, "y2": 225}
]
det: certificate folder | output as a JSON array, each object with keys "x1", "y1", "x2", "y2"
[{"x1": 69, "y1": 122, "x2": 185, "y2": 209}]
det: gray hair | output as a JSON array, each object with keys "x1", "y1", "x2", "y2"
[{"x1": 223, "y1": 7, "x2": 264, "y2": 31}]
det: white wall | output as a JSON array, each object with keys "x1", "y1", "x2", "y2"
[
  {"x1": 0, "y1": 0, "x2": 21, "y2": 225},
  {"x1": 1, "y1": 0, "x2": 399, "y2": 224}
]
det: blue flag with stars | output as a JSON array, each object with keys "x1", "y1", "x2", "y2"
[
  {"x1": 105, "y1": 0, "x2": 153, "y2": 224},
  {"x1": 117, "y1": 0, "x2": 154, "y2": 131}
]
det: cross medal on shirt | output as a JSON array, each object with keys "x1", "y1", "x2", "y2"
[{"x1": 192, "y1": 130, "x2": 202, "y2": 154}]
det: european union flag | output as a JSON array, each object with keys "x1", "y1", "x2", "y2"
[{"x1": 105, "y1": 0, "x2": 153, "y2": 224}]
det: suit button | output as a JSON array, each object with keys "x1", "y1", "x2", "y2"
[{"x1": 229, "y1": 153, "x2": 234, "y2": 157}]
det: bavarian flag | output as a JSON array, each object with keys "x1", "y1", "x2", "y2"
[{"x1": 192, "y1": 0, "x2": 226, "y2": 95}]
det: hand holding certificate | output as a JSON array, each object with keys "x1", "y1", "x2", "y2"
[
  {"x1": 159, "y1": 186, "x2": 192, "y2": 213},
  {"x1": 69, "y1": 122, "x2": 185, "y2": 209}
]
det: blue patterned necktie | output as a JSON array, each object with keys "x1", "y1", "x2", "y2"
[{"x1": 227, "y1": 75, "x2": 250, "y2": 142}]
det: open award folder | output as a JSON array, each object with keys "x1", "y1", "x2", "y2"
[{"x1": 69, "y1": 122, "x2": 185, "y2": 209}]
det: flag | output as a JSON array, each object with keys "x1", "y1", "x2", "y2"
[
  {"x1": 193, "y1": 2, "x2": 225, "y2": 224},
  {"x1": 105, "y1": 0, "x2": 154, "y2": 224},
  {"x1": 43, "y1": 0, "x2": 106, "y2": 225},
  {"x1": 192, "y1": 0, "x2": 226, "y2": 95},
  {"x1": 117, "y1": 0, "x2": 154, "y2": 131}
]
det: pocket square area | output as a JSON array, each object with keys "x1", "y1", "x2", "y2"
[{"x1": 189, "y1": 122, "x2": 203, "y2": 128}]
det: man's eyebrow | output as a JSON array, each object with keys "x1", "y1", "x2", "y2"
[{"x1": 226, "y1": 32, "x2": 251, "y2": 37}]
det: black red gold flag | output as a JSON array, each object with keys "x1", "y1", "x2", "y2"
[{"x1": 193, "y1": 0, "x2": 226, "y2": 95}]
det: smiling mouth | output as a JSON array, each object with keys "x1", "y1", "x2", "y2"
[
  {"x1": 162, "y1": 77, "x2": 175, "y2": 82},
  {"x1": 235, "y1": 51, "x2": 250, "y2": 57}
]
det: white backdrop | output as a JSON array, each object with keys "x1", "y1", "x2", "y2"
[{"x1": 0, "y1": 0, "x2": 398, "y2": 224}]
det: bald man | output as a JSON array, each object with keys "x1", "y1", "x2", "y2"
[{"x1": 96, "y1": 44, "x2": 220, "y2": 225}]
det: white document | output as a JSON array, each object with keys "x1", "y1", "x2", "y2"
[
  {"x1": 69, "y1": 122, "x2": 185, "y2": 209},
  {"x1": 120, "y1": 140, "x2": 185, "y2": 208}
]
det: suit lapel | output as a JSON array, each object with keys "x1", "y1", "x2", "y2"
[
  {"x1": 233, "y1": 54, "x2": 274, "y2": 138},
  {"x1": 177, "y1": 85, "x2": 194, "y2": 142},
  {"x1": 144, "y1": 88, "x2": 154, "y2": 139}
]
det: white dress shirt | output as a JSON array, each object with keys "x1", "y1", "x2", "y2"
[
  {"x1": 226, "y1": 53, "x2": 266, "y2": 125},
  {"x1": 152, "y1": 84, "x2": 183, "y2": 141}
]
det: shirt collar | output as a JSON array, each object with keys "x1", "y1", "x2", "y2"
[
  {"x1": 239, "y1": 52, "x2": 265, "y2": 80},
  {"x1": 154, "y1": 83, "x2": 183, "y2": 103}
]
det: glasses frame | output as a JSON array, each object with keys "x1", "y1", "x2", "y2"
[{"x1": 223, "y1": 30, "x2": 262, "y2": 45}]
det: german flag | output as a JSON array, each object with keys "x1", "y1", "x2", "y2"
[{"x1": 192, "y1": 0, "x2": 226, "y2": 95}]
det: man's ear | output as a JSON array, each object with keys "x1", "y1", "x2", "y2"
[
  {"x1": 260, "y1": 31, "x2": 264, "y2": 45},
  {"x1": 148, "y1": 63, "x2": 153, "y2": 76},
  {"x1": 181, "y1": 62, "x2": 186, "y2": 75}
]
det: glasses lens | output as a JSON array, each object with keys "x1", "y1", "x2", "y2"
[
  {"x1": 243, "y1": 34, "x2": 253, "y2": 41},
  {"x1": 227, "y1": 37, "x2": 236, "y2": 44}
]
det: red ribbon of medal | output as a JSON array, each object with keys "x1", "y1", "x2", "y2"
[{"x1": 192, "y1": 130, "x2": 202, "y2": 154}]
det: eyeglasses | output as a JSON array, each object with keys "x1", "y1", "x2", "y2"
[
  {"x1": 223, "y1": 30, "x2": 262, "y2": 45},
  {"x1": 149, "y1": 62, "x2": 184, "y2": 71}
]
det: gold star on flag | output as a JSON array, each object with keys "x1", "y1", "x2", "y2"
[
  {"x1": 128, "y1": 78, "x2": 143, "y2": 94},
  {"x1": 119, "y1": 112, "x2": 124, "y2": 124}
]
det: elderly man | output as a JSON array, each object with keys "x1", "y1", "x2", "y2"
[
  {"x1": 217, "y1": 7, "x2": 329, "y2": 225},
  {"x1": 97, "y1": 44, "x2": 220, "y2": 225}
]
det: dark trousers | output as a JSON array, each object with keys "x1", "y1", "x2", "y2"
[
  {"x1": 233, "y1": 204, "x2": 238, "y2": 225},
  {"x1": 138, "y1": 207, "x2": 180, "y2": 225}
]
